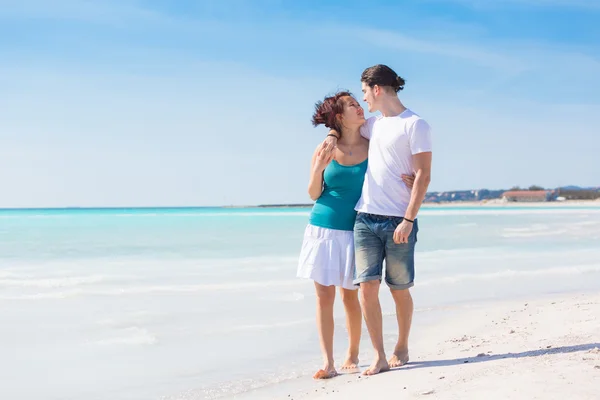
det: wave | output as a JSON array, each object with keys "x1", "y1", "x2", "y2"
[
  {"x1": 2, "y1": 206, "x2": 598, "y2": 220},
  {"x1": 222, "y1": 318, "x2": 313, "y2": 334},
  {"x1": 9, "y1": 263, "x2": 599, "y2": 301},
  {"x1": 419, "y1": 208, "x2": 600, "y2": 216},
  {"x1": 0, "y1": 275, "x2": 106, "y2": 288},
  {"x1": 90, "y1": 327, "x2": 157, "y2": 346},
  {"x1": 419, "y1": 264, "x2": 600, "y2": 287},
  {"x1": 503, "y1": 224, "x2": 549, "y2": 232},
  {"x1": 0, "y1": 214, "x2": 75, "y2": 220},
  {"x1": 501, "y1": 221, "x2": 600, "y2": 238},
  {"x1": 0, "y1": 279, "x2": 309, "y2": 300},
  {"x1": 574, "y1": 220, "x2": 600, "y2": 226},
  {"x1": 0, "y1": 255, "x2": 300, "y2": 271},
  {"x1": 501, "y1": 224, "x2": 560, "y2": 238},
  {"x1": 502, "y1": 230, "x2": 567, "y2": 238},
  {"x1": 0, "y1": 211, "x2": 311, "y2": 219},
  {"x1": 418, "y1": 246, "x2": 600, "y2": 260},
  {"x1": 117, "y1": 212, "x2": 311, "y2": 217}
]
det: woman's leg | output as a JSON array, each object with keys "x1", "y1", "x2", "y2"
[
  {"x1": 313, "y1": 282, "x2": 337, "y2": 379},
  {"x1": 340, "y1": 287, "x2": 362, "y2": 369}
]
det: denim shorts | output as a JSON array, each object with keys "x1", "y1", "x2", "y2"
[{"x1": 353, "y1": 212, "x2": 419, "y2": 290}]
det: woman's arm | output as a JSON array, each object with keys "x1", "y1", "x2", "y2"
[
  {"x1": 322, "y1": 131, "x2": 339, "y2": 152},
  {"x1": 308, "y1": 142, "x2": 333, "y2": 200},
  {"x1": 322, "y1": 117, "x2": 374, "y2": 150}
]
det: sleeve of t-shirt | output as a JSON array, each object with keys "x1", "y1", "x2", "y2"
[
  {"x1": 359, "y1": 116, "x2": 377, "y2": 139},
  {"x1": 409, "y1": 118, "x2": 433, "y2": 155}
]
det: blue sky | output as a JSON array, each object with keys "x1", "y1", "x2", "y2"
[{"x1": 1, "y1": 0, "x2": 598, "y2": 207}]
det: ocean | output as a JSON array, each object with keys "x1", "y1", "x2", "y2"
[{"x1": 1, "y1": 205, "x2": 600, "y2": 400}]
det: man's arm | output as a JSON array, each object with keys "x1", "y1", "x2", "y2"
[
  {"x1": 393, "y1": 152, "x2": 431, "y2": 244},
  {"x1": 393, "y1": 117, "x2": 432, "y2": 245},
  {"x1": 322, "y1": 130, "x2": 339, "y2": 153},
  {"x1": 403, "y1": 152, "x2": 432, "y2": 220}
]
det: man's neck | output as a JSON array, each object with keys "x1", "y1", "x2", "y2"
[{"x1": 378, "y1": 96, "x2": 407, "y2": 117}]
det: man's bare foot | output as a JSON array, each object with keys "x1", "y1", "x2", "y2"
[
  {"x1": 340, "y1": 356, "x2": 359, "y2": 371},
  {"x1": 362, "y1": 357, "x2": 389, "y2": 376},
  {"x1": 313, "y1": 365, "x2": 338, "y2": 379},
  {"x1": 388, "y1": 349, "x2": 409, "y2": 368}
]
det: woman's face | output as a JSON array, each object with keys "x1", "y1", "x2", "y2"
[{"x1": 340, "y1": 96, "x2": 366, "y2": 128}]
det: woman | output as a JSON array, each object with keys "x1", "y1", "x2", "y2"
[
  {"x1": 296, "y1": 91, "x2": 369, "y2": 379},
  {"x1": 297, "y1": 91, "x2": 416, "y2": 379}
]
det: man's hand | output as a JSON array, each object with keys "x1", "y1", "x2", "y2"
[
  {"x1": 393, "y1": 220, "x2": 413, "y2": 244},
  {"x1": 401, "y1": 173, "x2": 416, "y2": 189}
]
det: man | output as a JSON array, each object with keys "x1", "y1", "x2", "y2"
[{"x1": 324, "y1": 64, "x2": 432, "y2": 375}]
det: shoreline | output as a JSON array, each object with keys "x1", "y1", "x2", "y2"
[
  {"x1": 1, "y1": 199, "x2": 599, "y2": 211},
  {"x1": 233, "y1": 290, "x2": 600, "y2": 400},
  {"x1": 252, "y1": 199, "x2": 600, "y2": 208}
]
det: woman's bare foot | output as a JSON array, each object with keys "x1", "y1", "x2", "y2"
[
  {"x1": 340, "y1": 356, "x2": 359, "y2": 371},
  {"x1": 313, "y1": 364, "x2": 338, "y2": 379},
  {"x1": 362, "y1": 357, "x2": 389, "y2": 376},
  {"x1": 388, "y1": 349, "x2": 409, "y2": 368}
]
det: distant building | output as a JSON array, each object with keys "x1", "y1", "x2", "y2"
[{"x1": 502, "y1": 190, "x2": 551, "y2": 202}]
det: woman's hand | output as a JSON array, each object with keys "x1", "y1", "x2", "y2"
[
  {"x1": 314, "y1": 142, "x2": 334, "y2": 172},
  {"x1": 402, "y1": 173, "x2": 416, "y2": 189}
]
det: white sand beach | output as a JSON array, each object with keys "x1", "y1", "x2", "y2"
[
  {"x1": 275, "y1": 203, "x2": 600, "y2": 399},
  {"x1": 4, "y1": 207, "x2": 600, "y2": 400},
  {"x1": 281, "y1": 292, "x2": 600, "y2": 400}
]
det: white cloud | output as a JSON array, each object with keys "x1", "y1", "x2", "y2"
[
  {"x1": 344, "y1": 27, "x2": 531, "y2": 73},
  {"x1": 332, "y1": 24, "x2": 600, "y2": 104}
]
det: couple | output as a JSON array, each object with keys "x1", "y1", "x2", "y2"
[{"x1": 297, "y1": 64, "x2": 433, "y2": 379}]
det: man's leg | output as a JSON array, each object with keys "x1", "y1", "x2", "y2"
[
  {"x1": 389, "y1": 288, "x2": 413, "y2": 367},
  {"x1": 339, "y1": 287, "x2": 361, "y2": 370},
  {"x1": 384, "y1": 218, "x2": 418, "y2": 368},
  {"x1": 353, "y1": 213, "x2": 388, "y2": 375},
  {"x1": 359, "y1": 280, "x2": 389, "y2": 375}
]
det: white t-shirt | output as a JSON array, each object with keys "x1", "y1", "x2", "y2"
[{"x1": 355, "y1": 108, "x2": 432, "y2": 218}]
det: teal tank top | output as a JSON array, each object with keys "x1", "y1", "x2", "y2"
[{"x1": 309, "y1": 158, "x2": 368, "y2": 231}]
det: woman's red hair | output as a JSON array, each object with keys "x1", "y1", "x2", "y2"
[{"x1": 311, "y1": 91, "x2": 353, "y2": 136}]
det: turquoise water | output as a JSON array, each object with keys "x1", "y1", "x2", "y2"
[{"x1": 1, "y1": 205, "x2": 600, "y2": 399}]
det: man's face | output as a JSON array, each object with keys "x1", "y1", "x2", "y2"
[{"x1": 361, "y1": 82, "x2": 377, "y2": 113}]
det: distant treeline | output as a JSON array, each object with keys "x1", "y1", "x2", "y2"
[
  {"x1": 557, "y1": 189, "x2": 600, "y2": 200},
  {"x1": 255, "y1": 186, "x2": 600, "y2": 207},
  {"x1": 425, "y1": 186, "x2": 600, "y2": 203}
]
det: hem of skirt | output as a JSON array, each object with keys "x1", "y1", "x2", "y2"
[{"x1": 297, "y1": 273, "x2": 357, "y2": 291}]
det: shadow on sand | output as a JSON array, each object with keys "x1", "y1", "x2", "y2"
[{"x1": 393, "y1": 342, "x2": 600, "y2": 371}]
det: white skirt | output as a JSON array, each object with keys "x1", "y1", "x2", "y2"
[{"x1": 297, "y1": 224, "x2": 357, "y2": 290}]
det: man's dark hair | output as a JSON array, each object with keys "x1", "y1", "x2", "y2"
[{"x1": 361, "y1": 64, "x2": 405, "y2": 93}]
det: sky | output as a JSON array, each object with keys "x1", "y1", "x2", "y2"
[{"x1": 0, "y1": 0, "x2": 599, "y2": 207}]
